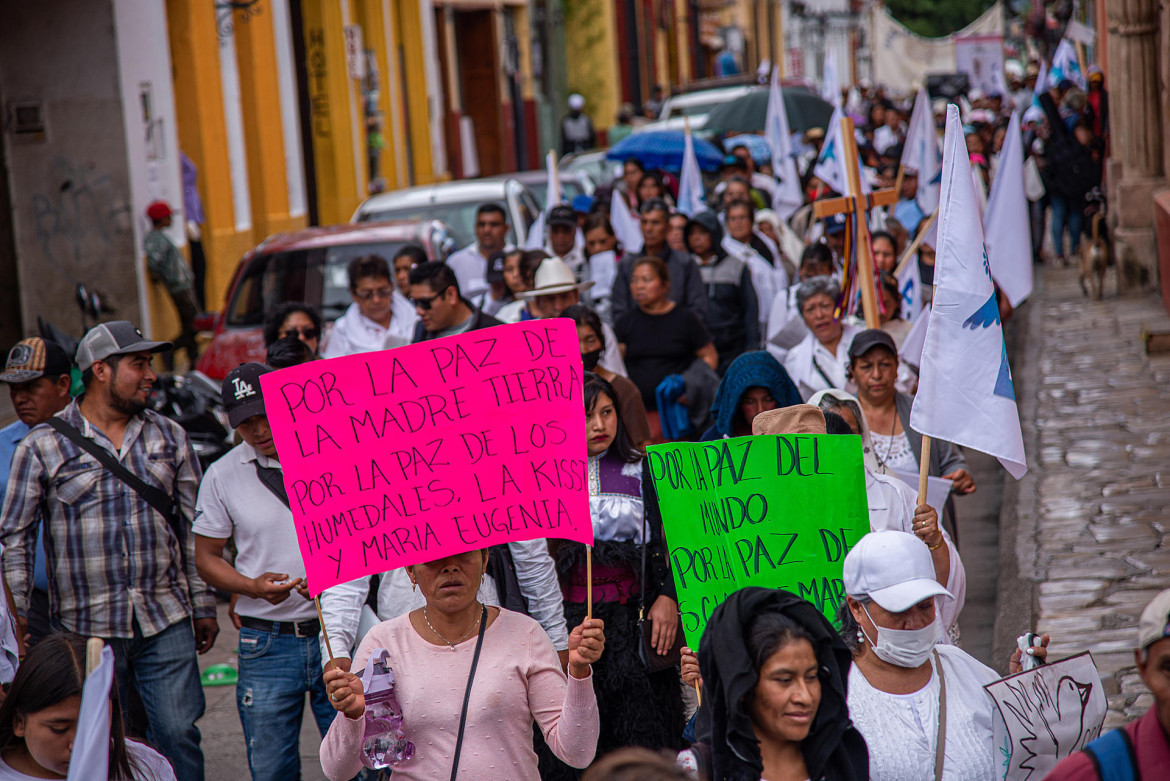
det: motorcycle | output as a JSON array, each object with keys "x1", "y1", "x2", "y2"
[{"x1": 38, "y1": 284, "x2": 234, "y2": 471}]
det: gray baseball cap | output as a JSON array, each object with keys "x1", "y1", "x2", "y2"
[{"x1": 76, "y1": 321, "x2": 172, "y2": 372}]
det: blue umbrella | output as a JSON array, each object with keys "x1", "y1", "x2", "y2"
[
  {"x1": 606, "y1": 131, "x2": 724, "y2": 172},
  {"x1": 724, "y1": 134, "x2": 772, "y2": 164}
]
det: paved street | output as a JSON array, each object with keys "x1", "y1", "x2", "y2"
[{"x1": 1007, "y1": 263, "x2": 1170, "y2": 728}]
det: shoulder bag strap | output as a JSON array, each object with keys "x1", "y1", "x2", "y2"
[
  {"x1": 933, "y1": 649, "x2": 947, "y2": 781},
  {"x1": 253, "y1": 461, "x2": 290, "y2": 508},
  {"x1": 450, "y1": 604, "x2": 488, "y2": 781},
  {"x1": 810, "y1": 354, "x2": 837, "y2": 390},
  {"x1": 639, "y1": 480, "x2": 650, "y2": 620},
  {"x1": 45, "y1": 417, "x2": 176, "y2": 523}
]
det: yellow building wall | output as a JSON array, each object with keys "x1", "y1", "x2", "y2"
[
  {"x1": 394, "y1": 0, "x2": 438, "y2": 183},
  {"x1": 165, "y1": 0, "x2": 256, "y2": 313},
  {"x1": 235, "y1": 3, "x2": 305, "y2": 241},
  {"x1": 564, "y1": 0, "x2": 620, "y2": 135},
  {"x1": 301, "y1": 0, "x2": 366, "y2": 225}
]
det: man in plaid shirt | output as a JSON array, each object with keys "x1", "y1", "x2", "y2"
[{"x1": 0, "y1": 321, "x2": 219, "y2": 781}]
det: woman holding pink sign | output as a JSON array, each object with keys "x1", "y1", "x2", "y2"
[
  {"x1": 548, "y1": 373, "x2": 687, "y2": 777},
  {"x1": 319, "y1": 547, "x2": 606, "y2": 781}
]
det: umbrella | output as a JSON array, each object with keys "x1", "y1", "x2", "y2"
[
  {"x1": 606, "y1": 131, "x2": 724, "y2": 172},
  {"x1": 724, "y1": 134, "x2": 772, "y2": 164},
  {"x1": 704, "y1": 87, "x2": 835, "y2": 136}
]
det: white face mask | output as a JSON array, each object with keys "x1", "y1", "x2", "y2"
[{"x1": 861, "y1": 603, "x2": 939, "y2": 668}]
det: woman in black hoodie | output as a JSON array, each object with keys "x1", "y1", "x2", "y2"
[
  {"x1": 686, "y1": 211, "x2": 759, "y2": 375},
  {"x1": 679, "y1": 588, "x2": 869, "y2": 781}
]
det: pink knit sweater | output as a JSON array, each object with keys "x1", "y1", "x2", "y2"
[{"x1": 319, "y1": 609, "x2": 600, "y2": 781}]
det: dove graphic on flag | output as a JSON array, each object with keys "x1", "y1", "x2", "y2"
[
  {"x1": 900, "y1": 86, "x2": 943, "y2": 214},
  {"x1": 910, "y1": 105, "x2": 1026, "y2": 479},
  {"x1": 609, "y1": 187, "x2": 644, "y2": 254},
  {"x1": 766, "y1": 67, "x2": 804, "y2": 220},
  {"x1": 984, "y1": 111, "x2": 1033, "y2": 307},
  {"x1": 896, "y1": 255, "x2": 924, "y2": 323},
  {"x1": 676, "y1": 122, "x2": 707, "y2": 217},
  {"x1": 1050, "y1": 38, "x2": 1087, "y2": 90},
  {"x1": 67, "y1": 645, "x2": 114, "y2": 781},
  {"x1": 813, "y1": 107, "x2": 869, "y2": 198}
]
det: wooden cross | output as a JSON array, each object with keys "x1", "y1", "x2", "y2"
[{"x1": 812, "y1": 116, "x2": 898, "y2": 329}]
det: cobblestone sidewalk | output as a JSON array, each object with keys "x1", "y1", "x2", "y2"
[{"x1": 1015, "y1": 264, "x2": 1170, "y2": 728}]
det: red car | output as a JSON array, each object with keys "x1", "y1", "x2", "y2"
[{"x1": 195, "y1": 220, "x2": 453, "y2": 379}]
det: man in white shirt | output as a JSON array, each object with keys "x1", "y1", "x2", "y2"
[
  {"x1": 322, "y1": 255, "x2": 417, "y2": 356},
  {"x1": 445, "y1": 202, "x2": 511, "y2": 304},
  {"x1": 192, "y1": 364, "x2": 333, "y2": 781}
]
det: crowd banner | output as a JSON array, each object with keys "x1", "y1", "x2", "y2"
[
  {"x1": 984, "y1": 653, "x2": 1107, "y2": 780},
  {"x1": 261, "y1": 320, "x2": 593, "y2": 595},
  {"x1": 646, "y1": 435, "x2": 869, "y2": 650},
  {"x1": 910, "y1": 105, "x2": 1027, "y2": 480},
  {"x1": 869, "y1": 2, "x2": 1004, "y2": 93}
]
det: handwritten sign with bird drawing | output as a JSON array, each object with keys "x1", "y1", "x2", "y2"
[{"x1": 984, "y1": 652, "x2": 1107, "y2": 780}]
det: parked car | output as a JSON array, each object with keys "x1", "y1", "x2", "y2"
[
  {"x1": 634, "y1": 84, "x2": 757, "y2": 134},
  {"x1": 484, "y1": 169, "x2": 596, "y2": 210},
  {"x1": 560, "y1": 149, "x2": 617, "y2": 189},
  {"x1": 194, "y1": 219, "x2": 452, "y2": 379},
  {"x1": 352, "y1": 178, "x2": 540, "y2": 249}
]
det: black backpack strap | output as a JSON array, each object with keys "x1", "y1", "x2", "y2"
[
  {"x1": 253, "y1": 461, "x2": 290, "y2": 507},
  {"x1": 45, "y1": 417, "x2": 177, "y2": 523}
]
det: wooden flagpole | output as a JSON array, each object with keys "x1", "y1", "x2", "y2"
[
  {"x1": 917, "y1": 435, "x2": 932, "y2": 506},
  {"x1": 893, "y1": 209, "x2": 939, "y2": 277},
  {"x1": 586, "y1": 547, "x2": 593, "y2": 620},
  {"x1": 85, "y1": 637, "x2": 103, "y2": 676},
  {"x1": 314, "y1": 596, "x2": 337, "y2": 670}
]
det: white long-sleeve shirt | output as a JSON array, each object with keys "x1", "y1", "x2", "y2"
[
  {"x1": 321, "y1": 298, "x2": 416, "y2": 357},
  {"x1": 319, "y1": 538, "x2": 569, "y2": 665}
]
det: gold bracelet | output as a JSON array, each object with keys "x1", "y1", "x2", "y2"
[{"x1": 928, "y1": 537, "x2": 945, "y2": 551}]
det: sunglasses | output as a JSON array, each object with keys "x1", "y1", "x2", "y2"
[
  {"x1": 411, "y1": 285, "x2": 450, "y2": 310},
  {"x1": 281, "y1": 327, "x2": 319, "y2": 340},
  {"x1": 354, "y1": 287, "x2": 393, "y2": 301}
]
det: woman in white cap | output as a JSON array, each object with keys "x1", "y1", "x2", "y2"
[{"x1": 838, "y1": 530, "x2": 1048, "y2": 780}]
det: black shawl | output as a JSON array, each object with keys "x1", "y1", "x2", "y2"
[{"x1": 695, "y1": 587, "x2": 868, "y2": 781}]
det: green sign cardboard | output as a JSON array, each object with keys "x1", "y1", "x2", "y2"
[{"x1": 646, "y1": 434, "x2": 870, "y2": 650}]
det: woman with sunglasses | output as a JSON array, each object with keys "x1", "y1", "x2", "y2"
[
  {"x1": 264, "y1": 301, "x2": 323, "y2": 356},
  {"x1": 322, "y1": 255, "x2": 419, "y2": 357}
]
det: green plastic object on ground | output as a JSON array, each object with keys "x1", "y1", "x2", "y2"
[
  {"x1": 200, "y1": 663, "x2": 238, "y2": 687},
  {"x1": 646, "y1": 434, "x2": 869, "y2": 650}
]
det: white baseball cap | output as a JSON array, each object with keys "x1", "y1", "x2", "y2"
[
  {"x1": 568, "y1": 93, "x2": 585, "y2": 111},
  {"x1": 843, "y1": 530, "x2": 953, "y2": 613}
]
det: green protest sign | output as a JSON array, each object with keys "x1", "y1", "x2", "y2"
[{"x1": 646, "y1": 434, "x2": 869, "y2": 650}]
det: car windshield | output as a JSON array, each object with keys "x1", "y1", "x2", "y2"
[
  {"x1": 361, "y1": 201, "x2": 508, "y2": 247},
  {"x1": 225, "y1": 241, "x2": 406, "y2": 327}
]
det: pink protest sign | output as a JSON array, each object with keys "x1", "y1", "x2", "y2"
[{"x1": 259, "y1": 320, "x2": 592, "y2": 595}]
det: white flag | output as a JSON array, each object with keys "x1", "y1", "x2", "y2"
[
  {"x1": 910, "y1": 105, "x2": 1026, "y2": 479},
  {"x1": 899, "y1": 302, "x2": 929, "y2": 369},
  {"x1": 984, "y1": 112, "x2": 1033, "y2": 306},
  {"x1": 609, "y1": 188, "x2": 643, "y2": 254},
  {"x1": 1034, "y1": 59, "x2": 1049, "y2": 100},
  {"x1": 67, "y1": 645, "x2": 114, "y2": 781},
  {"x1": 896, "y1": 255, "x2": 924, "y2": 322},
  {"x1": 524, "y1": 151, "x2": 563, "y2": 250},
  {"x1": 813, "y1": 107, "x2": 868, "y2": 198},
  {"x1": 1051, "y1": 38, "x2": 1086, "y2": 90},
  {"x1": 900, "y1": 86, "x2": 942, "y2": 214},
  {"x1": 822, "y1": 44, "x2": 842, "y2": 108},
  {"x1": 676, "y1": 123, "x2": 707, "y2": 217},
  {"x1": 766, "y1": 67, "x2": 804, "y2": 220}
]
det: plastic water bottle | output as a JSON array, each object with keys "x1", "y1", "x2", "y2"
[{"x1": 359, "y1": 649, "x2": 415, "y2": 769}]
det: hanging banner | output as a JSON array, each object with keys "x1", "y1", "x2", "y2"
[{"x1": 646, "y1": 435, "x2": 869, "y2": 649}]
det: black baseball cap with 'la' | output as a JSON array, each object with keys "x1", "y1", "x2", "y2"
[{"x1": 222, "y1": 363, "x2": 274, "y2": 428}]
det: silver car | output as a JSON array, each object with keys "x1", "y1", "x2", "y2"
[{"x1": 352, "y1": 178, "x2": 540, "y2": 249}]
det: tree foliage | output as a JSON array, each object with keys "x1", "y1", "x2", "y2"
[{"x1": 885, "y1": 0, "x2": 996, "y2": 38}]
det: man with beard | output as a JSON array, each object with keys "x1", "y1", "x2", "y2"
[{"x1": 0, "y1": 321, "x2": 217, "y2": 781}]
